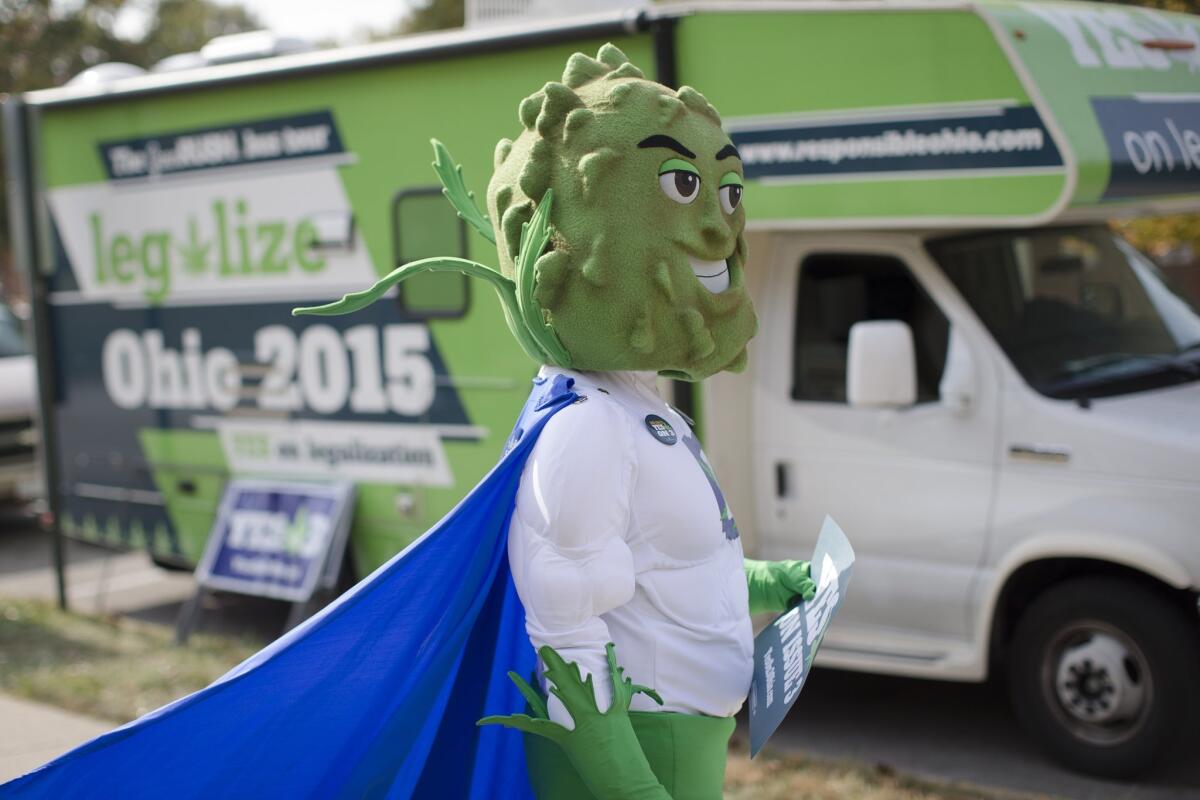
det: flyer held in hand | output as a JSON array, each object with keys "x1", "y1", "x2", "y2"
[{"x1": 749, "y1": 516, "x2": 855, "y2": 757}]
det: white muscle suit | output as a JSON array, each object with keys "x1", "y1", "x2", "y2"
[{"x1": 508, "y1": 367, "x2": 753, "y2": 728}]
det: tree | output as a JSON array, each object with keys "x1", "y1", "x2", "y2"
[
  {"x1": 392, "y1": 0, "x2": 463, "y2": 36},
  {"x1": 1112, "y1": 216, "x2": 1200, "y2": 301},
  {"x1": 138, "y1": 0, "x2": 259, "y2": 66},
  {"x1": 0, "y1": 0, "x2": 260, "y2": 299}
]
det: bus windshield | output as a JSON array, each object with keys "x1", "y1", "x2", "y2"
[{"x1": 928, "y1": 226, "x2": 1200, "y2": 400}]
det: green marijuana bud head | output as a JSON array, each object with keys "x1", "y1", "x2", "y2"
[{"x1": 487, "y1": 44, "x2": 756, "y2": 380}]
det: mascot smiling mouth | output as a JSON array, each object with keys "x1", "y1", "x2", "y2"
[{"x1": 690, "y1": 255, "x2": 732, "y2": 293}]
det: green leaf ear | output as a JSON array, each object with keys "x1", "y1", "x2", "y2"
[
  {"x1": 290, "y1": 148, "x2": 573, "y2": 371},
  {"x1": 291, "y1": 256, "x2": 498, "y2": 317},
  {"x1": 513, "y1": 190, "x2": 572, "y2": 368},
  {"x1": 290, "y1": 256, "x2": 549, "y2": 365},
  {"x1": 431, "y1": 139, "x2": 496, "y2": 245}
]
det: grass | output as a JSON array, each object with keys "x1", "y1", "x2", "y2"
[
  {"x1": 0, "y1": 596, "x2": 1048, "y2": 799},
  {"x1": 725, "y1": 742, "x2": 1050, "y2": 800},
  {"x1": 0, "y1": 596, "x2": 258, "y2": 723}
]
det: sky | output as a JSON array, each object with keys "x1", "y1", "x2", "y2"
[{"x1": 112, "y1": 0, "x2": 416, "y2": 46}]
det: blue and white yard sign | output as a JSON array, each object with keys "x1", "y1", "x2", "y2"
[
  {"x1": 196, "y1": 479, "x2": 355, "y2": 603},
  {"x1": 748, "y1": 516, "x2": 855, "y2": 757}
]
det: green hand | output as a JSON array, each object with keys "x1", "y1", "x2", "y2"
[
  {"x1": 479, "y1": 643, "x2": 670, "y2": 799},
  {"x1": 744, "y1": 558, "x2": 816, "y2": 615}
]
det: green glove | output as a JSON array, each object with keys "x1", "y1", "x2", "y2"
[
  {"x1": 479, "y1": 643, "x2": 671, "y2": 800},
  {"x1": 744, "y1": 558, "x2": 816, "y2": 614}
]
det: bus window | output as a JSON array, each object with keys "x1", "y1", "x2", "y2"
[
  {"x1": 792, "y1": 252, "x2": 949, "y2": 404},
  {"x1": 392, "y1": 187, "x2": 469, "y2": 318}
]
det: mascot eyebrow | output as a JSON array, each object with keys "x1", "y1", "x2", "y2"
[
  {"x1": 639, "y1": 134, "x2": 741, "y2": 163},
  {"x1": 638, "y1": 134, "x2": 696, "y2": 159},
  {"x1": 716, "y1": 143, "x2": 741, "y2": 161}
]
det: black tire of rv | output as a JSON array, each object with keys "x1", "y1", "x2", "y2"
[{"x1": 1007, "y1": 576, "x2": 1200, "y2": 779}]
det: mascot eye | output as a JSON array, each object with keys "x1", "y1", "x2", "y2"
[
  {"x1": 719, "y1": 174, "x2": 743, "y2": 214},
  {"x1": 660, "y1": 171, "x2": 700, "y2": 204},
  {"x1": 658, "y1": 159, "x2": 700, "y2": 204}
]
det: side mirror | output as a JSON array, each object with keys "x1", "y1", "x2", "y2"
[{"x1": 846, "y1": 321, "x2": 916, "y2": 408}]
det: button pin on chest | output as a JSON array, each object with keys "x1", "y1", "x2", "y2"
[{"x1": 644, "y1": 414, "x2": 677, "y2": 446}]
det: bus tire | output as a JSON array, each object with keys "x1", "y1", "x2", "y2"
[{"x1": 1006, "y1": 576, "x2": 1198, "y2": 779}]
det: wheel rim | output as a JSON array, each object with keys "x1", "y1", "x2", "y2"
[{"x1": 1040, "y1": 619, "x2": 1154, "y2": 747}]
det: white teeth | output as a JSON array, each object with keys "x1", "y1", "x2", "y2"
[{"x1": 689, "y1": 256, "x2": 730, "y2": 294}]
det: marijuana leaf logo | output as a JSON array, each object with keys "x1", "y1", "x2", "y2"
[{"x1": 177, "y1": 218, "x2": 211, "y2": 274}]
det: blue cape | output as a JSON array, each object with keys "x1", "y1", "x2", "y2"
[{"x1": 2, "y1": 374, "x2": 580, "y2": 800}]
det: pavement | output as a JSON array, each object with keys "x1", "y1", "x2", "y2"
[
  {"x1": 770, "y1": 668, "x2": 1200, "y2": 800},
  {"x1": 0, "y1": 521, "x2": 288, "y2": 639},
  {"x1": 2, "y1": 520, "x2": 1199, "y2": 799},
  {"x1": 0, "y1": 515, "x2": 194, "y2": 616},
  {"x1": 0, "y1": 521, "x2": 291, "y2": 787},
  {"x1": 0, "y1": 518, "x2": 171, "y2": 785},
  {"x1": 0, "y1": 694, "x2": 112, "y2": 784}
]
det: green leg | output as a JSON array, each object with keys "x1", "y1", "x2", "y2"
[{"x1": 524, "y1": 711, "x2": 735, "y2": 800}]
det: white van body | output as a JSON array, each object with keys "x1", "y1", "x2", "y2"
[{"x1": 711, "y1": 227, "x2": 1199, "y2": 683}]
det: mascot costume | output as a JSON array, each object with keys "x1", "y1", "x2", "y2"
[{"x1": 1, "y1": 45, "x2": 815, "y2": 800}]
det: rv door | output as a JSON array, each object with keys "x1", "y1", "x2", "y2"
[{"x1": 754, "y1": 234, "x2": 999, "y2": 674}]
